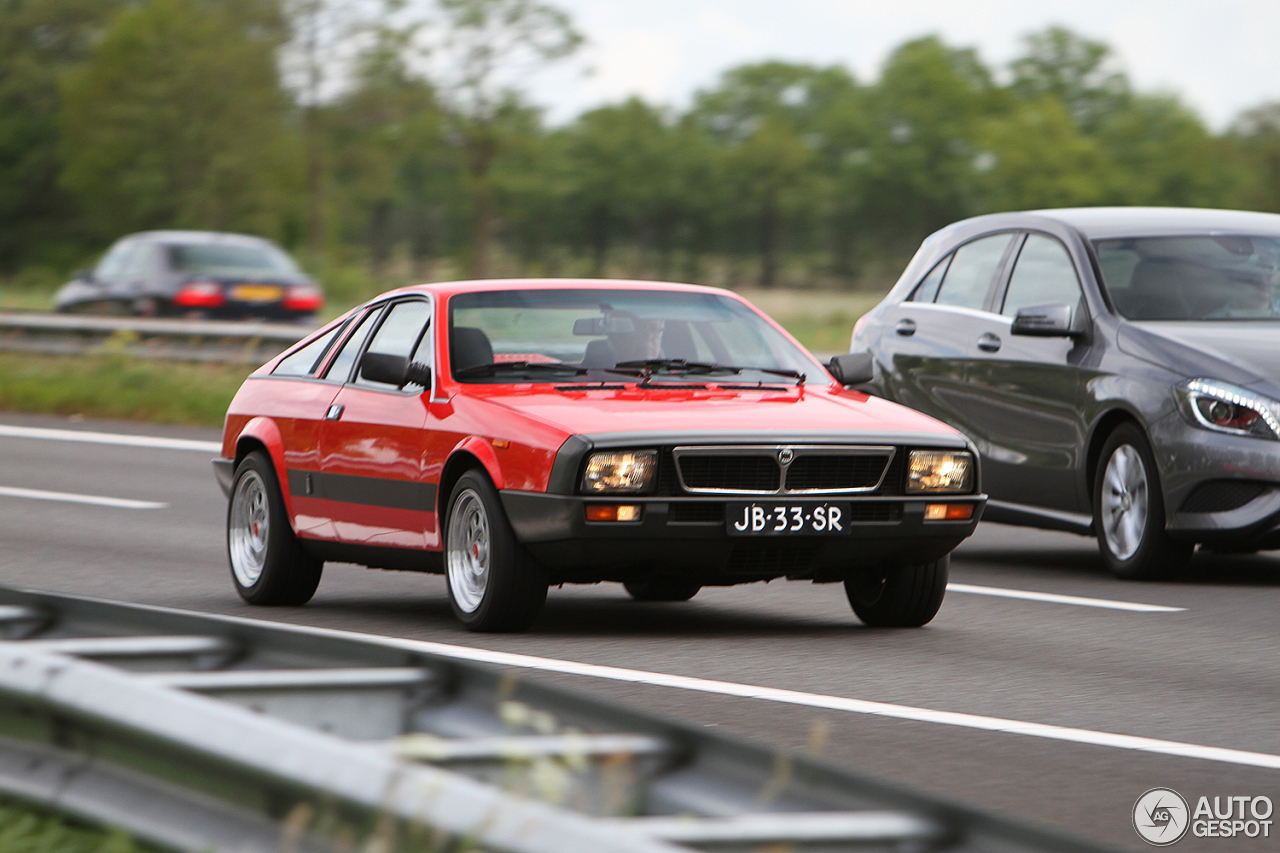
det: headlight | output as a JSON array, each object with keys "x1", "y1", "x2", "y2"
[
  {"x1": 1178, "y1": 379, "x2": 1280, "y2": 440},
  {"x1": 581, "y1": 450, "x2": 657, "y2": 493},
  {"x1": 907, "y1": 451, "x2": 973, "y2": 493}
]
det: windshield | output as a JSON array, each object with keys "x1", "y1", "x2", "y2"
[
  {"x1": 1095, "y1": 235, "x2": 1280, "y2": 321},
  {"x1": 167, "y1": 242, "x2": 300, "y2": 278},
  {"x1": 448, "y1": 288, "x2": 820, "y2": 384}
]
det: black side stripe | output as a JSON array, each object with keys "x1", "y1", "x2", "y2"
[{"x1": 287, "y1": 470, "x2": 437, "y2": 511}]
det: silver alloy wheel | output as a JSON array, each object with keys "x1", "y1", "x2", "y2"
[
  {"x1": 1101, "y1": 444, "x2": 1149, "y2": 560},
  {"x1": 229, "y1": 470, "x2": 270, "y2": 588},
  {"x1": 447, "y1": 488, "x2": 491, "y2": 613}
]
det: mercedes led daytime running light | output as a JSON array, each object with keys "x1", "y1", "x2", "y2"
[
  {"x1": 906, "y1": 451, "x2": 973, "y2": 493},
  {"x1": 1179, "y1": 379, "x2": 1280, "y2": 440},
  {"x1": 581, "y1": 450, "x2": 657, "y2": 494}
]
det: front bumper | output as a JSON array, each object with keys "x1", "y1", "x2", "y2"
[{"x1": 500, "y1": 492, "x2": 986, "y2": 584}]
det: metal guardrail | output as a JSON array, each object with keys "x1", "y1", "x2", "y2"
[
  {"x1": 0, "y1": 311, "x2": 308, "y2": 364},
  {"x1": 0, "y1": 586, "x2": 1118, "y2": 853}
]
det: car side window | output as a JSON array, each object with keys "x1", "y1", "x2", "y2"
[
  {"x1": 273, "y1": 323, "x2": 344, "y2": 377},
  {"x1": 322, "y1": 307, "x2": 382, "y2": 383},
  {"x1": 356, "y1": 300, "x2": 432, "y2": 390},
  {"x1": 933, "y1": 233, "x2": 1015, "y2": 311},
  {"x1": 908, "y1": 256, "x2": 952, "y2": 302},
  {"x1": 1001, "y1": 234, "x2": 1083, "y2": 318},
  {"x1": 95, "y1": 241, "x2": 136, "y2": 281}
]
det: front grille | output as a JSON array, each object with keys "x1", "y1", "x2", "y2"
[
  {"x1": 669, "y1": 502, "x2": 725, "y2": 524},
  {"x1": 727, "y1": 542, "x2": 816, "y2": 575},
  {"x1": 1179, "y1": 480, "x2": 1269, "y2": 514},
  {"x1": 677, "y1": 455, "x2": 780, "y2": 492},
  {"x1": 785, "y1": 454, "x2": 891, "y2": 492}
]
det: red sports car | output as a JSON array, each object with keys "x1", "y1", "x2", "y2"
[{"x1": 214, "y1": 280, "x2": 985, "y2": 631}]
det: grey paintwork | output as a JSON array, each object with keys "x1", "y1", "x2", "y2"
[{"x1": 853, "y1": 207, "x2": 1280, "y2": 546}]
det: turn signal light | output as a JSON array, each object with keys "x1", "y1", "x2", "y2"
[
  {"x1": 585, "y1": 504, "x2": 641, "y2": 522},
  {"x1": 924, "y1": 503, "x2": 974, "y2": 521}
]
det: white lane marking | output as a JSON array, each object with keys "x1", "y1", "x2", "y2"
[
  {"x1": 947, "y1": 583, "x2": 1185, "y2": 612},
  {"x1": 0, "y1": 485, "x2": 167, "y2": 509},
  {"x1": 0, "y1": 424, "x2": 220, "y2": 453},
  {"x1": 129, "y1": 605, "x2": 1277, "y2": 772}
]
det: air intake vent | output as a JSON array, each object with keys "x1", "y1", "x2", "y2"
[
  {"x1": 677, "y1": 455, "x2": 779, "y2": 492},
  {"x1": 785, "y1": 454, "x2": 891, "y2": 492},
  {"x1": 1179, "y1": 480, "x2": 1269, "y2": 514}
]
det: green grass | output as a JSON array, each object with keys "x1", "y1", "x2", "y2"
[
  {"x1": 0, "y1": 801, "x2": 160, "y2": 853},
  {"x1": 0, "y1": 352, "x2": 249, "y2": 427}
]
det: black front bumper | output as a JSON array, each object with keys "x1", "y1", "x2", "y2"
[{"x1": 499, "y1": 492, "x2": 986, "y2": 585}]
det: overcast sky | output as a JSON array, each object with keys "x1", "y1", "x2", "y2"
[{"x1": 525, "y1": 0, "x2": 1280, "y2": 130}]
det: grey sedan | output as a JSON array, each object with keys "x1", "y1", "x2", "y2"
[{"x1": 850, "y1": 207, "x2": 1280, "y2": 579}]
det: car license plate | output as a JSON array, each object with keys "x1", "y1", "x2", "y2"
[
  {"x1": 726, "y1": 502, "x2": 851, "y2": 536},
  {"x1": 231, "y1": 284, "x2": 283, "y2": 303}
]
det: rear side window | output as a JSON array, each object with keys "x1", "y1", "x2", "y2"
[
  {"x1": 933, "y1": 233, "x2": 1015, "y2": 311},
  {"x1": 908, "y1": 256, "x2": 951, "y2": 303},
  {"x1": 323, "y1": 307, "x2": 382, "y2": 383},
  {"x1": 273, "y1": 323, "x2": 344, "y2": 377},
  {"x1": 1001, "y1": 234, "x2": 1083, "y2": 318}
]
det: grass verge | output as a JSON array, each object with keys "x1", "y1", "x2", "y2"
[{"x1": 0, "y1": 800, "x2": 161, "y2": 853}]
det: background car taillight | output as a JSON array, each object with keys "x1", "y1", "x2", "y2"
[
  {"x1": 283, "y1": 284, "x2": 324, "y2": 313},
  {"x1": 173, "y1": 281, "x2": 226, "y2": 308}
]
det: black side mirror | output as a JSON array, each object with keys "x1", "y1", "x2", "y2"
[
  {"x1": 360, "y1": 352, "x2": 432, "y2": 389},
  {"x1": 1010, "y1": 302, "x2": 1079, "y2": 337},
  {"x1": 827, "y1": 351, "x2": 874, "y2": 386}
]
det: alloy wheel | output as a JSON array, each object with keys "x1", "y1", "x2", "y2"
[
  {"x1": 447, "y1": 488, "x2": 491, "y2": 613},
  {"x1": 1101, "y1": 444, "x2": 1148, "y2": 561},
  {"x1": 229, "y1": 470, "x2": 270, "y2": 587}
]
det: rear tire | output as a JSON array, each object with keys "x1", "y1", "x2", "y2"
[
  {"x1": 624, "y1": 579, "x2": 701, "y2": 602},
  {"x1": 1093, "y1": 423, "x2": 1192, "y2": 580},
  {"x1": 845, "y1": 556, "x2": 948, "y2": 627},
  {"x1": 445, "y1": 470, "x2": 547, "y2": 632},
  {"x1": 227, "y1": 450, "x2": 322, "y2": 605}
]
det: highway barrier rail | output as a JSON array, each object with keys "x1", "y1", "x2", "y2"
[
  {"x1": 0, "y1": 585, "x2": 1117, "y2": 853},
  {"x1": 0, "y1": 311, "x2": 307, "y2": 364}
]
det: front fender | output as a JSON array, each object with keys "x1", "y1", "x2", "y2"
[{"x1": 451, "y1": 436, "x2": 506, "y2": 490}]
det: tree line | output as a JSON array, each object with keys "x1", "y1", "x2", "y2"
[{"x1": 5, "y1": 0, "x2": 1280, "y2": 298}]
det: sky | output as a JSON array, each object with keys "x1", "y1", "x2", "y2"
[{"x1": 525, "y1": 0, "x2": 1280, "y2": 130}]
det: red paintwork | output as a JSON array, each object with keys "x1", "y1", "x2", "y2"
[{"x1": 222, "y1": 278, "x2": 964, "y2": 551}]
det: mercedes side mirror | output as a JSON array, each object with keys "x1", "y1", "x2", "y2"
[
  {"x1": 827, "y1": 351, "x2": 874, "y2": 386},
  {"x1": 1011, "y1": 302, "x2": 1085, "y2": 338},
  {"x1": 360, "y1": 352, "x2": 432, "y2": 389}
]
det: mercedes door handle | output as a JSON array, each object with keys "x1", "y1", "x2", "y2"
[
  {"x1": 977, "y1": 332, "x2": 1002, "y2": 352},
  {"x1": 895, "y1": 319, "x2": 917, "y2": 336}
]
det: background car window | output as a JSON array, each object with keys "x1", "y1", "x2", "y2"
[
  {"x1": 908, "y1": 256, "x2": 951, "y2": 302},
  {"x1": 273, "y1": 324, "x2": 343, "y2": 377},
  {"x1": 356, "y1": 300, "x2": 432, "y2": 390},
  {"x1": 124, "y1": 243, "x2": 157, "y2": 279},
  {"x1": 94, "y1": 241, "x2": 136, "y2": 280},
  {"x1": 323, "y1": 308, "x2": 381, "y2": 383},
  {"x1": 1001, "y1": 234, "x2": 1083, "y2": 318},
  {"x1": 168, "y1": 242, "x2": 298, "y2": 277},
  {"x1": 933, "y1": 233, "x2": 1014, "y2": 311}
]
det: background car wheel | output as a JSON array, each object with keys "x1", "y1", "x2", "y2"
[
  {"x1": 1093, "y1": 423, "x2": 1193, "y2": 580},
  {"x1": 844, "y1": 556, "x2": 948, "y2": 627},
  {"x1": 623, "y1": 579, "x2": 701, "y2": 602},
  {"x1": 227, "y1": 450, "x2": 322, "y2": 605},
  {"x1": 445, "y1": 470, "x2": 547, "y2": 632}
]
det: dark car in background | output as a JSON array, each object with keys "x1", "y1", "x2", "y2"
[
  {"x1": 55, "y1": 230, "x2": 323, "y2": 322},
  {"x1": 851, "y1": 207, "x2": 1280, "y2": 579}
]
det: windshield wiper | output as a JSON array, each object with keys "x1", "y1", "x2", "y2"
[{"x1": 614, "y1": 358, "x2": 806, "y2": 385}]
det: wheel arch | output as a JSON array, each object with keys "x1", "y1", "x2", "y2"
[
  {"x1": 438, "y1": 441, "x2": 504, "y2": 522},
  {"x1": 232, "y1": 417, "x2": 296, "y2": 524},
  {"x1": 1084, "y1": 407, "x2": 1145, "y2": 510}
]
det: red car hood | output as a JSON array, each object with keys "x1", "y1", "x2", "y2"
[{"x1": 460, "y1": 384, "x2": 961, "y2": 441}]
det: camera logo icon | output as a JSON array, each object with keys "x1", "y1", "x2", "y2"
[{"x1": 1134, "y1": 788, "x2": 1190, "y2": 845}]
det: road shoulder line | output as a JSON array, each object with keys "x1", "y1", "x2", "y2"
[{"x1": 946, "y1": 582, "x2": 1185, "y2": 612}]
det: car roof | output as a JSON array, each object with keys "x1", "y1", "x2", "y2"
[
  {"x1": 126, "y1": 230, "x2": 280, "y2": 247},
  {"x1": 381, "y1": 278, "x2": 748, "y2": 300},
  {"x1": 945, "y1": 207, "x2": 1280, "y2": 242}
]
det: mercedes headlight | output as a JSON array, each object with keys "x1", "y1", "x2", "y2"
[
  {"x1": 581, "y1": 450, "x2": 657, "y2": 493},
  {"x1": 907, "y1": 451, "x2": 973, "y2": 493},
  {"x1": 1178, "y1": 379, "x2": 1280, "y2": 440}
]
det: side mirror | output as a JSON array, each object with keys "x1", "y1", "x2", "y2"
[
  {"x1": 827, "y1": 351, "x2": 874, "y2": 386},
  {"x1": 360, "y1": 352, "x2": 432, "y2": 389},
  {"x1": 1010, "y1": 302, "x2": 1082, "y2": 337}
]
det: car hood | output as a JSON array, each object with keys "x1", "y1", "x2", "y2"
[
  {"x1": 1118, "y1": 322, "x2": 1280, "y2": 392},
  {"x1": 461, "y1": 384, "x2": 964, "y2": 444}
]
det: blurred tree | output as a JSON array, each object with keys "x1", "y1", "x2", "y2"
[
  {"x1": 1228, "y1": 102, "x2": 1280, "y2": 212},
  {"x1": 59, "y1": 0, "x2": 300, "y2": 238},
  {"x1": 431, "y1": 0, "x2": 581, "y2": 277},
  {"x1": 0, "y1": 0, "x2": 125, "y2": 271},
  {"x1": 1010, "y1": 26, "x2": 1130, "y2": 134}
]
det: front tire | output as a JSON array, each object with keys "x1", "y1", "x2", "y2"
[
  {"x1": 227, "y1": 450, "x2": 322, "y2": 605},
  {"x1": 624, "y1": 579, "x2": 701, "y2": 602},
  {"x1": 845, "y1": 557, "x2": 948, "y2": 627},
  {"x1": 1093, "y1": 423, "x2": 1192, "y2": 580},
  {"x1": 445, "y1": 470, "x2": 547, "y2": 632}
]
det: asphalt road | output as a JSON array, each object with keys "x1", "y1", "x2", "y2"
[{"x1": 1, "y1": 411, "x2": 1278, "y2": 852}]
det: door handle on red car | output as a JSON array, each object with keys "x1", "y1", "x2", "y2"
[
  {"x1": 895, "y1": 319, "x2": 916, "y2": 336},
  {"x1": 325, "y1": 404, "x2": 344, "y2": 421},
  {"x1": 977, "y1": 332, "x2": 1002, "y2": 352}
]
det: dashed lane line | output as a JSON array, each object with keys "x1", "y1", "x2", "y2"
[
  {"x1": 0, "y1": 424, "x2": 220, "y2": 453},
  {"x1": 947, "y1": 583, "x2": 1185, "y2": 612},
  {"x1": 0, "y1": 485, "x2": 167, "y2": 509}
]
